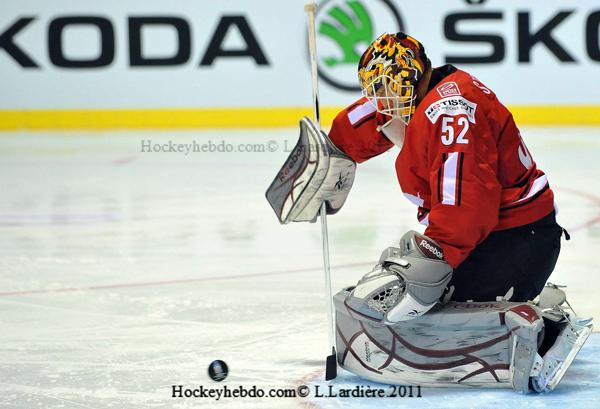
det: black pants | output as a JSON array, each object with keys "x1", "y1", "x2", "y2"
[{"x1": 449, "y1": 211, "x2": 564, "y2": 302}]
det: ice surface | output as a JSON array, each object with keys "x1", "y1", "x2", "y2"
[{"x1": 0, "y1": 127, "x2": 598, "y2": 408}]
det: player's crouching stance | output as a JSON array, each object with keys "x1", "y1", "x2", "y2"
[
  {"x1": 266, "y1": 32, "x2": 592, "y2": 393},
  {"x1": 337, "y1": 242, "x2": 592, "y2": 393}
]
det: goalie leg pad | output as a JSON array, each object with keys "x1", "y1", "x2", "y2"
[
  {"x1": 336, "y1": 288, "x2": 542, "y2": 389},
  {"x1": 336, "y1": 282, "x2": 591, "y2": 392},
  {"x1": 504, "y1": 305, "x2": 545, "y2": 393}
]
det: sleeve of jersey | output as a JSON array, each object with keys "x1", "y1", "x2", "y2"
[
  {"x1": 421, "y1": 103, "x2": 502, "y2": 269},
  {"x1": 327, "y1": 98, "x2": 394, "y2": 163}
]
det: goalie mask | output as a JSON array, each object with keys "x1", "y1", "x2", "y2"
[{"x1": 358, "y1": 32, "x2": 430, "y2": 126}]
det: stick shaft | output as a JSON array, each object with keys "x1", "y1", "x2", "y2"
[
  {"x1": 305, "y1": 2, "x2": 335, "y2": 354},
  {"x1": 305, "y1": 2, "x2": 321, "y2": 128},
  {"x1": 320, "y1": 203, "x2": 334, "y2": 350}
]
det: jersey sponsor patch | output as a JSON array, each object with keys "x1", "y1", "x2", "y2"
[
  {"x1": 436, "y1": 81, "x2": 461, "y2": 98},
  {"x1": 425, "y1": 96, "x2": 477, "y2": 124}
]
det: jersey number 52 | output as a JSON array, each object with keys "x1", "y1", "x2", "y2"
[{"x1": 441, "y1": 116, "x2": 469, "y2": 146}]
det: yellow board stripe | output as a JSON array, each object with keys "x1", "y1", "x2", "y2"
[{"x1": 0, "y1": 106, "x2": 599, "y2": 130}]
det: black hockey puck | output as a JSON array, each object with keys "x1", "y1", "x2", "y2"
[{"x1": 208, "y1": 360, "x2": 229, "y2": 382}]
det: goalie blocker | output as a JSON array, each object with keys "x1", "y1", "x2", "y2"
[{"x1": 266, "y1": 117, "x2": 356, "y2": 224}]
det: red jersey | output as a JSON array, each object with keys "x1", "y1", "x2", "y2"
[{"x1": 328, "y1": 65, "x2": 555, "y2": 268}]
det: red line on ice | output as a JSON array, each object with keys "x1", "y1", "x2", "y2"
[
  {"x1": 0, "y1": 262, "x2": 372, "y2": 298},
  {"x1": 555, "y1": 187, "x2": 600, "y2": 232},
  {"x1": 0, "y1": 187, "x2": 598, "y2": 298}
]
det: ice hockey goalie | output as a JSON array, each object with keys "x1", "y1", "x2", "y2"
[{"x1": 266, "y1": 31, "x2": 592, "y2": 393}]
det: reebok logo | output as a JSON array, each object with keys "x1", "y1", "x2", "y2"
[
  {"x1": 364, "y1": 341, "x2": 372, "y2": 362},
  {"x1": 407, "y1": 308, "x2": 425, "y2": 317},
  {"x1": 335, "y1": 172, "x2": 345, "y2": 190},
  {"x1": 277, "y1": 144, "x2": 305, "y2": 182},
  {"x1": 418, "y1": 238, "x2": 444, "y2": 260}
]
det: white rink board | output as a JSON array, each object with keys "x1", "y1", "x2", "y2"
[{"x1": 0, "y1": 0, "x2": 599, "y2": 109}]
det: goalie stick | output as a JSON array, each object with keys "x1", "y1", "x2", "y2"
[{"x1": 304, "y1": 1, "x2": 337, "y2": 381}]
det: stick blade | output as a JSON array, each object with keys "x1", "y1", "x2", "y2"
[{"x1": 325, "y1": 347, "x2": 337, "y2": 380}]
